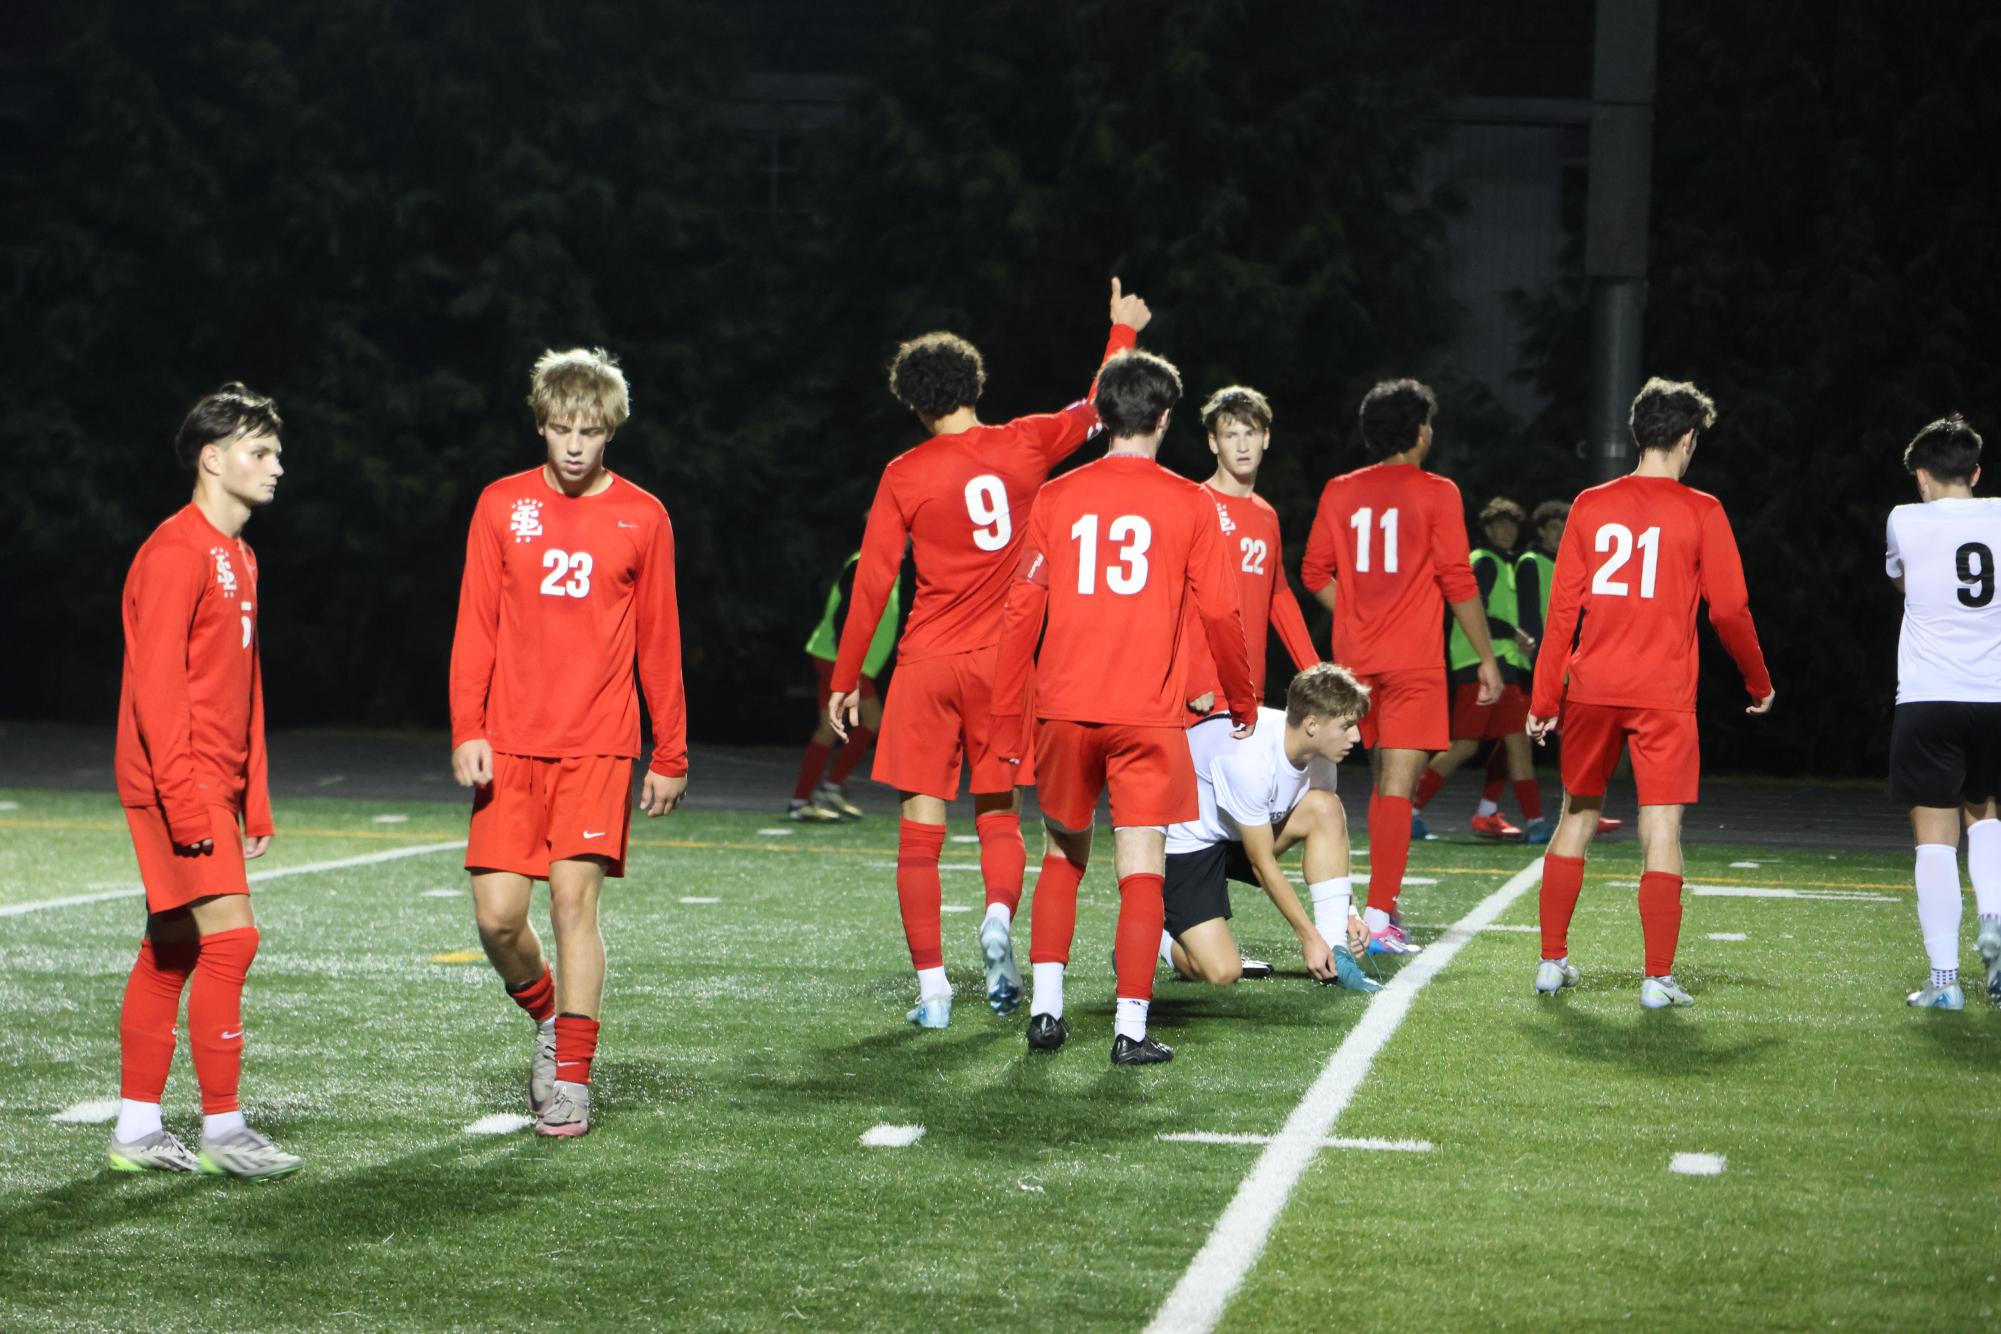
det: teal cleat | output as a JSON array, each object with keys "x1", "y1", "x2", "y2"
[
  {"x1": 1410, "y1": 811, "x2": 1435, "y2": 841},
  {"x1": 1907, "y1": 982, "x2": 1965, "y2": 1011},
  {"x1": 1977, "y1": 919, "x2": 2001, "y2": 1005},
  {"x1": 1324, "y1": 946, "x2": 1382, "y2": 994},
  {"x1": 979, "y1": 915, "x2": 1022, "y2": 1015},
  {"x1": 1522, "y1": 817, "x2": 1552, "y2": 846},
  {"x1": 906, "y1": 996, "x2": 952, "y2": 1029}
]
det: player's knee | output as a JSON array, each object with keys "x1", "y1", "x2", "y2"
[
  {"x1": 1206, "y1": 956, "x2": 1243, "y2": 986},
  {"x1": 476, "y1": 911, "x2": 528, "y2": 951},
  {"x1": 1296, "y1": 788, "x2": 1343, "y2": 831}
]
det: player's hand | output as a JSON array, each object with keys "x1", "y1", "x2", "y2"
[
  {"x1": 1515, "y1": 629, "x2": 1537, "y2": 655},
  {"x1": 1346, "y1": 910, "x2": 1370, "y2": 955},
  {"x1": 1186, "y1": 690, "x2": 1216, "y2": 716},
  {"x1": 1526, "y1": 714, "x2": 1558, "y2": 746},
  {"x1": 1476, "y1": 658, "x2": 1504, "y2": 706},
  {"x1": 1746, "y1": 689, "x2": 1776, "y2": 716},
  {"x1": 243, "y1": 835, "x2": 271, "y2": 860},
  {"x1": 1109, "y1": 276, "x2": 1151, "y2": 333},
  {"x1": 1302, "y1": 935, "x2": 1337, "y2": 983},
  {"x1": 827, "y1": 690, "x2": 858, "y2": 741},
  {"x1": 174, "y1": 838, "x2": 214, "y2": 856},
  {"x1": 640, "y1": 771, "x2": 687, "y2": 817},
  {"x1": 452, "y1": 738, "x2": 494, "y2": 788},
  {"x1": 1231, "y1": 714, "x2": 1257, "y2": 741}
]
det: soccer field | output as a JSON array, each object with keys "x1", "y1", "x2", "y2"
[{"x1": 2, "y1": 786, "x2": 1997, "y2": 1332}]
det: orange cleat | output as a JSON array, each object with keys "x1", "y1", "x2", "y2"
[
  {"x1": 1596, "y1": 816, "x2": 1624, "y2": 836},
  {"x1": 1470, "y1": 812, "x2": 1523, "y2": 840}
]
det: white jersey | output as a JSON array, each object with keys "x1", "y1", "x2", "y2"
[
  {"x1": 1886, "y1": 497, "x2": 2001, "y2": 703},
  {"x1": 1165, "y1": 708, "x2": 1338, "y2": 855}
]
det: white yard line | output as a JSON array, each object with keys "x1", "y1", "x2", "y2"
[
  {"x1": 1157, "y1": 1131, "x2": 1433, "y2": 1153},
  {"x1": 1145, "y1": 855, "x2": 1545, "y2": 1334},
  {"x1": 0, "y1": 839, "x2": 468, "y2": 918}
]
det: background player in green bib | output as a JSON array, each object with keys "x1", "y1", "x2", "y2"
[
  {"x1": 790, "y1": 552, "x2": 901, "y2": 820},
  {"x1": 1411, "y1": 497, "x2": 1539, "y2": 839}
]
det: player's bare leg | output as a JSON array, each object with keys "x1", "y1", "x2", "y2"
[
  {"x1": 1964, "y1": 799, "x2": 2001, "y2": 1005},
  {"x1": 1170, "y1": 918, "x2": 1245, "y2": 984},
  {"x1": 1109, "y1": 825, "x2": 1173, "y2": 1064},
  {"x1": 1027, "y1": 818, "x2": 1092, "y2": 1051},
  {"x1": 972, "y1": 787, "x2": 1026, "y2": 1015},
  {"x1": 472, "y1": 869, "x2": 560, "y2": 1115},
  {"x1": 897, "y1": 793, "x2": 953, "y2": 1027},
  {"x1": 1363, "y1": 746, "x2": 1429, "y2": 953},
  {"x1": 538, "y1": 856, "x2": 608, "y2": 1137},
  {"x1": 1275, "y1": 790, "x2": 1378, "y2": 992}
]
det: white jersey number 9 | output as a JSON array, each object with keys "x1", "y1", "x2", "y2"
[{"x1": 965, "y1": 475, "x2": 1012, "y2": 552}]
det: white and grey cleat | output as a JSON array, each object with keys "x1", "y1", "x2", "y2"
[
  {"x1": 906, "y1": 996, "x2": 952, "y2": 1029},
  {"x1": 107, "y1": 1128, "x2": 201, "y2": 1174},
  {"x1": 529, "y1": 1019, "x2": 557, "y2": 1117},
  {"x1": 1535, "y1": 956, "x2": 1580, "y2": 996},
  {"x1": 1906, "y1": 982, "x2": 1966, "y2": 1011},
  {"x1": 198, "y1": 1126, "x2": 302, "y2": 1180},
  {"x1": 1639, "y1": 975, "x2": 1695, "y2": 1009},
  {"x1": 980, "y1": 915, "x2": 1022, "y2": 1015},
  {"x1": 814, "y1": 782, "x2": 865, "y2": 821},
  {"x1": 535, "y1": 1082, "x2": 592, "y2": 1138},
  {"x1": 1977, "y1": 919, "x2": 2001, "y2": 1005}
]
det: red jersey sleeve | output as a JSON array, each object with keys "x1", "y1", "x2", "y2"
[
  {"x1": 1187, "y1": 493, "x2": 1258, "y2": 724},
  {"x1": 987, "y1": 510, "x2": 1053, "y2": 763},
  {"x1": 126, "y1": 544, "x2": 211, "y2": 844},
  {"x1": 1429, "y1": 480, "x2": 1480, "y2": 605},
  {"x1": 448, "y1": 494, "x2": 503, "y2": 749},
  {"x1": 829, "y1": 472, "x2": 908, "y2": 696},
  {"x1": 1697, "y1": 502, "x2": 1773, "y2": 700},
  {"x1": 1529, "y1": 513, "x2": 1591, "y2": 717},
  {"x1": 1018, "y1": 323, "x2": 1142, "y2": 469},
  {"x1": 1301, "y1": 482, "x2": 1340, "y2": 594},
  {"x1": 243, "y1": 642, "x2": 273, "y2": 838},
  {"x1": 1269, "y1": 569, "x2": 1319, "y2": 673},
  {"x1": 638, "y1": 511, "x2": 689, "y2": 777}
]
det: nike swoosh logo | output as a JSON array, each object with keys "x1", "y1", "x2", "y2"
[
  {"x1": 582, "y1": 830, "x2": 606, "y2": 839},
  {"x1": 220, "y1": 1030, "x2": 243, "y2": 1041}
]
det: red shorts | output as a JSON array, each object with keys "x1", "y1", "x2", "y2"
[
  {"x1": 1035, "y1": 720, "x2": 1196, "y2": 830},
  {"x1": 873, "y1": 648, "x2": 1034, "y2": 798},
  {"x1": 467, "y1": 753, "x2": 635, "y2": 879},
  {"x1": 124, "y1": 804, "x2": 249, "y2": 913},
  {"x1": 1451, "y1": 681, "x2": 1530, "y2": 741},
  {"x1": 1356, "y1": 667, "x2": 1449, "y2": 753},
  {"x1": 1559, "y1": 702, "x2": 1700, "y2": 806},
  {"x1": 812, "y1": 656, "x2": 877, "y2": 701}
]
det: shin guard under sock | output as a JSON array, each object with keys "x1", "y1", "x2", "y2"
[
  {"x1": 187, "y1": 926, "x2": 259, "y2": 1115},
  {"x1": 1029, "y1": 852, "x2": 1087, "y2": 966},
  {"x1": 1539, "y1": 854, "x2": 1585, "y2": 960},
  {"x1": 119, "y1": 938, "x2": 198, "y2": 1104},
  {"x1": 1113, "y1": 873, "x2": 1166, "y2": 1004},
  {"x1": 896, "y1": 819, "x2": 947, "y2": 970},
  {"x1": 1637, "y1": 871, "x2": 1685, "y2": 978},
  {"x1": 1367, "y1": 796, "x2": 1413, "y2": 916},
  {"x1": 976, "y1": 811, "x2": 1027, "y2": 917}
]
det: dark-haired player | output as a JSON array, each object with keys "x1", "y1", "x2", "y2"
[
  {"x1": 1528, "y1": 377, "x2": 1774, "y2": 1008},
  {"x1": 788, "y1": 548, "x2": 900, "y2": 822},
  {"x1": 1301, "y1": 380, "x2": 1501, "y2": 955},
  {"x1": 990, "y1": 347, "x2": 1257, "y2": 1065},
  {"x1": 109, "y1": 383, "x2": 298, "y2": 1179},
  {"x1": 828, "y1": 281, "x2": 1149, "y2": 1028},
  {"x1": 1884, "y1": 413, "x2": 2001, "y2": 1009}
]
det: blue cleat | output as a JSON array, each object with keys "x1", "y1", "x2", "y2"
[
  {"x1": 1906, "y1": 983, "x2": 1965, "y2": 1011},
  {"x1": 1411, "y1": 811, "x2": 1435, "y2": 841},
  {"x1": 1522, "y1": 817, "x2": 1551, "y2": 846},
  {"x1": 980, "y1": 915, "x2": 1022, "y2": 1015},
  {"x1": 1324, "y1": 946, "x2": 1382, "y2": 993},
  {"x1": 906, "y1": 996, "x2": 952, "y2": 1028}
]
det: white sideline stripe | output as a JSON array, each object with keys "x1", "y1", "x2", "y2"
[
  {"x1": 1157, "y1": 1131, "x2": 1433, "y2": 1153},
  {"x1": 1670, "y1": 1152, "x2": 1727, "y2": 1177},
  {"x1": 1610, "y1": 881, "x2": 1897, "y2": 903},
  {"x1": 950, "y1": 835, "x2": 980, "y2": 844},
  {"x1": 1707, "y1": 932, "x2": 1748, "y2": 942},
  {"x1": 939, "y1": 904, "x2": 974, "y2": 914},
  {"x1": 678, "y1": 896, "x2": 721, "y2": 905},
  {"x1": 370, "y1": 813, "x2": 409, "y2": 824},
  {"x1": 0, "y1": 800, "x2": 19, "y2": 811},
  {"x1": 464, "y1": 1113, "x2": 534, "y2": 1136},
  {"x1": 1146, "y1": 855, "x2": 1545, "y2": 1334},
  {"x1": 755, "y1": 827, "x2": 795, "y2": 836},
  {"x1": 51, "y1": 1099, "x2": 120, "y2": 1124},
  {"x1": 1729, "y1": 861, "x2": 1761, "y2": 869},
  {"x1": 859, "y1": 1123, "x2": 926, "y2": 1148},
  {"x1": 0, "y1": 840, "x2": 469, "y2": 918},
  {"x1": 864, "y1": 862, "x2": 982, "y2": 872},
  {"x1": 421, "y1": 888, "x2": 464, "y2": 898}
]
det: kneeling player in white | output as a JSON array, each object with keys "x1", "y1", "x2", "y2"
[{"x1": 1161, "y1": 664, "x2": 1379, "y2": 992}]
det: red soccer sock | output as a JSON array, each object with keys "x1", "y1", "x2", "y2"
[
  {"x1": 792, "y1": 740, "x2": 833, "y2": 801},
  {"x1": 1539, "y1": 854, "x2": 1586, "y2": 959},
  {"x1": 554, "y1": 1013, "x2": 601, "y2": 1085},
  {"x1": 1028, "y1": 852, "x2": 1087, "y2": 965},
  {"x1": 1513, "y1": 778, "x2": 1544, "y2": 822},
  {"x1": 829, "y1": 726, "x2": 876, "y2": 785},
  {"x1": 187, "y1": 926, "x2": 258, "y2": 1115},
  {"x1": 119, "y1": 938, "x2": 198, "y2": 1104},
  {"x1": 1482, "y1": 743, "x2": 1508, "y2": 804},
  {"x1": 1114, "y1": 873, "x2": 1166, "y2": 1002},
  {"x1": 975, "y1": 810, "x2": 1027, "y2": 916},
  {"x1": 506, "y1": 965, "x2": 556, "y2": 1023},
  {"x1": 1367, "y1": 795, "x2": 1413, "y2": 916},
  {"x1": 1638, "y1": 871, "x2": 1685, "y2": 977},
  {"x1": 897, "y1": 819, "x2": 947, "y2": 970},
  {"x1": 1413, "y1": 769, "x2": 1446, "y2": 811}
]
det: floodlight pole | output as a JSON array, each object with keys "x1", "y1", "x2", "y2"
[{"x1": 1585, "y1": 0, "x2": 1658, "y2": 482}]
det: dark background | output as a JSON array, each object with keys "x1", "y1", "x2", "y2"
[{"x1": 5, "y1": 0, "x2": 1996, "y2": 775}]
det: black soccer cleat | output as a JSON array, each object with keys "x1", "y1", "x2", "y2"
[
  {"x1": 1110, "y1": 1034, "x2": 1174, "y2": 1066},
  {"x1": 1027, "y1": 1014, "x2": 1068, "y2": 1051},
  {"x1": 1238, "y1": 957, "x2": 1273, "y2": 980}
]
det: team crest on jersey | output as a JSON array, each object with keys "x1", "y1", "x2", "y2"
[
  {"x1": 1213, "y1": 500, "x2": 1237, "y2": 535},
  {"x1": 209, "y1": 547, "x2": 239, "y2": 595},
  {"x1": 510, "y1": 498, "x2": 545, "y2": 542}
]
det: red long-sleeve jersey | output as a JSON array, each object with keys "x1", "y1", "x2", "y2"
[
  {"x1": 1529, "y1": 474, "x2": 1772, "y2": 716},
  {"x1": 989, "y1": 454, "x2": 1256, "y2": 755},
  {"x1": 1178, "y1": 484, "x2": 1320, "y2": 707},
  {"x1": 115, "y1": 505, "x2": 272, "y2": 845},
  {"x1": 449, "y1": 468, "x2": 687, "y2": 775},
  {"x1": 1300, "y1": 462, "x2": 1480, "y2": 674},
  {"x1": 827, "y1": 324, "x2": 1140, "y2": 695}
]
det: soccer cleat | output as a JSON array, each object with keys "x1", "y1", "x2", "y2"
[
  {"x1": 1639, "y1": 975, "x2": 1694, "y2": 1009},
  {"x1": 535, "y1": 1082, "x2": 591, "y2": 1137},
  {"x1": 529, "y1": 1021, "x2": 557, "y2": 1117},
  {"x1": 1470, "y1": 812, "x2": 1523, "y2": 840},
  {"x1": 1535, "y1": 956, "x2": 1580, "y2": 995},
  {"x1": 1323, "y1": 946, "x2": 1382, "y2": 994},
  {"x1": 1977, "y1": 919, "x2": 2001, "y2": 1003},
  {"x1": 1366, "y1": 928, "x2": 1422, "y2": 956},
  {"x1": 787, "y1": 798, "x2": 841, "y2": 824},
  {"x1": 1410, "y1": 811, "x2": 1436, "y2": 841},
  {"x1": 107, "y1": 1128, "x2": 201, "y2": 1174},
  {"x1": 1596, "y1": 816, "x2": 1624, "y2": 836},
  {"x1": 813, "y1": 781, "x2": 864, "y2": 821},
  {"x1": 1238, "y1": 957, "x2": 1273, "y2": 980},
  {"x1": 1522, "y1": 817, "x2": 1552, "y2": 846},
  {"x1": 980, "y1": 916, "x2": 1022, "y2": 1015},
  {"x1": 906, "y1": 996, "x2": 952, "y2": 1029},
  {"x1": 1111, "y1": 1034, "x2": 1175, "y2": 1066},
  {"x1": 1906, "y1": 982, "x2": 1966, "y2": 1011},
  {"x1": 1026, "y1": 1014, "x2": 1067, "y2": 1051},
  {"x1": 197, "y1": 1127, "x2": 303, "y2": 1180}
]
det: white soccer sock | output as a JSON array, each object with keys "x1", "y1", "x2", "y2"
[
  {"x1": 114, "y1": 1099, "x2": 163, "y2": 1142},
  {"x1": 1114, "y1": 996, "x2": 1149, "y2": 1042},
  {"x1": 1030, "y1": 962, "x2": 1065, "y2": 1019},
  {"x1": 916, "y1": 965, "x2": 951, "y2": 1002},
  {"x1": 1474, "y1": 798, "x2": 1499, "y2": 818},
  {"x1": 1363, "y1": 906, "x2": 1391, "y2": 933},
  {"x1": 202, "y1": 1110, "x2": 246, "y2": 1140},
  {"x1": 1914, "y1": 843, "x2": 1964, "y2": 972},
  {"x1": 1967, "y1": 819, "x2": 2001, "y2": 919},
  {"x1": 1310, "y1": 878, "x2": 1353, "y2": 948},
  {"x1": 983, "y1": 902, "x2": 1013, "y2": 930},
  {"x1": 1158, "y1": 929, "x2": 1176, "y2": 965}
]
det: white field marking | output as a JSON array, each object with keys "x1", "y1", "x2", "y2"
[
  {"x1": 678, "y1": 896, "x2": 721, "y2": 905},
  {"x1": 1400, "y1": 922, "x2": 1536, "y2": 934},
  {"x1": 0, "y1": 839, "x2": 469, "y2": 918},
  {"x1": 1670, "y1": 1152, "x2": 1727, "y2": 1177},
  {"x1": 1401, "y1": 877, "x2": 1438, "y2": 886},
  {"x1": 951, "y1": 835, "x2": 980, "y2": 844},
  {"x1": 1609, "y1": 881, "x2": 1896, "y2": 903},
  {"x1": 421, "y1": 888, "x2": 464, "y2": 898},
  {"x1": 939, "y1": 904, "x2": 974, "y2": 914},
  {"x1": 315, "y1": 774, "x2": 347, "y2": 787},
  {"x1": 371, "y1": 813, "x2": 410, "y2": 824},
  {"x1": 860, "y1": 1123, "x2": 926, "y2": 1148},
  {"x1": 756, "y1": 827, "x2": 795, "y2": 837},
  {"x1": 864, "y1": 861, "x2": 982, "y2": 872},
  {"x1": 1707, "y1": 932, "x2": 1748, "y2": 942},
  {"x1": 1729, "y1": 861, "x2": 1761, "y2": 869},
  {"x1": 1157, "y1": 1131, "x2": 1433, "y2": 1153},
  {"x1": 464, "y1": 1113, "x2": 534, "y2": 1136},
  {"x1": 51, "y1": 1099, "x2": 120, "y2": 1124},
  {"x1": 0, "y1": 800, "x2": 19, "y2": 811},
  {"x1": 1146, "y1": 855, "x2": 1545, "y2": 1334}
]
